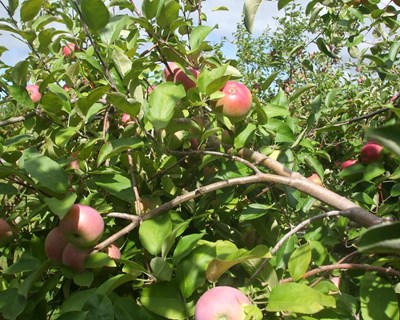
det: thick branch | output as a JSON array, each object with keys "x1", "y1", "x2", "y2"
[{"x1": 0, "y1": 111, "x2": 36, "y2": 127}]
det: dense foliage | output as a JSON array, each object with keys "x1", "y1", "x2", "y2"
[{"x1": 0, "y1": 0, "x2": 399, "y2": 319}]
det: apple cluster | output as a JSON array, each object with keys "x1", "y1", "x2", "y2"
[
  {"x1": 341, "y1": 141, "x2": 384, "y2": 170},
  {"x1": 195, "y1": 286, "x2": 252, "y2": 320},
  {"x1": 45, "y1": 204, "x2": 106, "y2": 273}
]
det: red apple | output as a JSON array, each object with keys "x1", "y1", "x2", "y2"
[
  {"x1": 0, "y1": 218, "x2": 13, "y2": 247},
  {"x1": 307, "y1": 173, "x2": 322, "y2": 185},
  {"x1": 45, "y1": 226, "x2": 69, "y2": 263},
  {"x1": 195, "y1": 286, "x2": 251, "y2": 320},
  {"x1": 62, "y1": 243, "x2": 90, "y2": 273},
  {"x1": 173, "y1": 67, "x2": 199, "y2": 90},
  {"x1": 216, "y1": 81, "x2": 252, "y2": 122},
  {"x1": 106, "y1": 243, "x2": 121, "y2": 260},
  {"x1": 163, "y1": 62, "x2": 179, "y2": 81},
  {"x1": 59, "y1": 204, "x2": 104, "y2": 248},
  {"x1": 121, "y1": 113, "x2": 132, "y2": 125},
  {"x1": 26, "y1": 84, "x2": 42, "y2": 103},
  {"x1": 63, "y1": 43, "x2": 78, "y2": 58},
  {"x1": 360, "y1": 141, "x2": 383, "y2": 164},
  {"x1": 341, "y1": 159, "x2": 358, "y2": 170}
]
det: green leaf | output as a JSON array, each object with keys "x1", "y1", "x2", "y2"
[
  {"x1": 44, "y1": 192, "x2": 77, "y2": 219},
  {"x1": 234, "y1": 123, "x2": 256, "y2": 149},
  {"x1": 266, "y1": 283, "x2": 336, "y2": 314},
  {"x1": 239, "y1": 203, "x2": 274, "y2": 222},
  {"x1": 106, "y1": 92, "x2": 141, "y2": 117},
  {"x1": 96, "y1": 274, "x2": 138, "y2": 295},
  {"x1": 360, "y1": 273, "x2": 399, "y2": 320},
  {"x1": 197, "y1": 64, "x2": 229, "y2": 95},
  {"x1": 82, "y1": 294, "x2": 114, "y2": 320},
  {"x1": 8, "y1": 85, "x2": 35, "y2": 109},
  {"x1": 0, "y1": 183, "x2": 18, "y2": 195},
  {"x1": 85, "y1": 252, "x2": 116, "y2": 269},
  {"x1": 288, "y1": 244, "x2": 312, "y2": 281},
  {"x1": 145, "y1": 82, "x2": 186, "y2": 129},
  {"x1": 289, "y1": 84, "x2": 316, "y2": 102},
  {"x1": 172, "y1": 233, "x2": 205, "y2": 264},
  {"x1": 389, "y1": 41, "x2": 400, "y2": 61},
  {"x1": 81, "y1": 0, "x2": 110, "y2": 31},
  {"x1": 114, "y1": 297, "x2": 149, "y2": 320},
  {"x1": 206, "y1": 245, "x2": 270, "y2": 282},
  {"x1": 139, "y1": 214, "x2": 173, "y2": 256},
  {"x1": 20, "y1": 152, "x2": 69, "y2": 194},
  {"x1": 357, "y1": 221, "x2": 400, "y2": 254},
  {"x1": 365, "y1": 125, "x2": 400, "y2": 157},
  {"x1": 0, "y1": 289, "x2": 27, "y2": 320},
  {"x1": 243, "y1": 0, "x2": 264, "y2": 33},
  {"x1": 112, "y1": 46, "x2": 132, "y2": 77},
  {"x1": 156, "y1": 0, "x2": 179, "y2": 28},
  {"x1": 141, "y1": 0, "x2": 158, "y2": 19},
  {"x1": 316, "y1": 37, "x2": 339, "y2": 59},
  {"x1": 93, "y1": 172, "x2": 135, "y2": 202},
  {"x1": 100, "y1": 15, "x2": 129, "y2": 45},
  {"x1": 11, "y1": 61, "x2": 29, "y2": 86},
  {"x1": 140, "y1": 281, "x2": 186, "y2": 320},
  {"x1": 97, "y1": 137, "x2": 144, "y2": 165},
  {"x1": 189, "y1": 25, "x2": 214, "y2": 51},
  {"x1": 363, "y1": 162, "x2": 385, "y2": 181},
  {"x1": 150, "y1": 257, "x2": 173, "y2": 281},
  {"x1": 325, "y1": 88, "x2": 341, "y2": 107},
  {"x1": 261, "y1": 72, "x2": 279, "y2": 91},
  {"x1": 77, "y1": 85, "x2": 110, "y2": 115},
  {"x1": 20, "y1": 0, "x2": 43, "y2": 22},
  {"x1": 3, "y1": 254, "x2": 41, "y2": 274},
  {"x1": 278, "y1": 0, "x2": 295, "y2": 10}
]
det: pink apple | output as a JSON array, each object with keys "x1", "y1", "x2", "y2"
[
  {"x1": 341, "y1": 159, "x2": 358, "y2": 170},
  {"x1": 173, "y1": 67, "x2": 199, "y2": 90},
  {"x1": 195, "y1": 286, "x2": 251, "y2": 320},
  {"x1": 0, "y1": 218, "x2": 13, "y2": 247},
  {"x1": 63, "y1": 43, "x2": 78, "y2": 58},
  {"x1": 121, "y1": 113, "x2": 133, "y2": 125},
  {"x1": 307, "y1": 173, "x2": 322, "y2": 185},
  {"x1": 360, "y1": 141, "x2": 383, "y2": 164},
  {"x1": 163, "y1": 62, "x2": 179, "y2": 81},
  {"x1": 62, "y1": 243, "x2": 90, "y2": 273},
  {"x1": 26, "y1": 84, "x2": 42, "y2": 103},
  {"x1": 59, "y1": 204, "x2": 104, "y2": 248},
  {"x1": 216, "y1": 81, "x2": 252, "y2": 121},
  {"x1": 68, "y1": 152, "x2": 80, "y2": 171},
  {"x1": 106, "y1": 243, "x2": 121, "y2": 260},
  {"x1": 45, "y1": 226, "x2": 69, "y2": 263}
]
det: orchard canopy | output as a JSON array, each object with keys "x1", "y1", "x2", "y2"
[{"x1": 0, "y1": 0, "x2": 400, "y2": 319}]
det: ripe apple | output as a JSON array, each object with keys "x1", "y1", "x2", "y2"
[
  {"x1": 45, "y1": 226, "x2": 69, "y2": 263},
  {"x1": 26, "y1": 84, "x2": 42, "y2": 103},
  {"x1": 0, "y1": 218, "x2": 13, "y2": 247},
  {"x1": 307, "y1": 173, "x2": 322, "y2": 185},
  {"x1": 62, "y1": 243, "x2": 90, "y2": 273},
  {"x1": 341, "y1": 159, "x2": 358, "y2": 170},
  {"x1": 59, "y1": 204, "x2": 104, "y2": 248},
  {"x1": 173, "y1": 67, "x2": 199, "y2": 90},
  {"x1": 216, "y1": 81, "x2": 252, "y2": 122},
  {"x1": 63, "y1": 43, "x2": 78, "y2": 58},
  {"x1": 360, "y1": 141, "x2": 383, "y2": 164},
  {"x1": 163, "y1": 62, "x2": 179, "y2": 81},
  {"x1": 106, "y1": 243, "x2": 121, "y2": 260},
  {"x1": 195, "y1": 286, "x2": 251, "y2": 320},
  {"x1": 121, "y1": 113, "x2": 132, "y2": 125}
]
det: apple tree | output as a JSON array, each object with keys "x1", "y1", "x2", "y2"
[{"x1": 0, "y1": 0, "x2": 399, "y2": 319}]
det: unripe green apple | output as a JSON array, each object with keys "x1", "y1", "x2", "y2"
[
  {"x1": 62, "y1": 243, "x2": 90, "y2": 273},
  {"x1": 45, "y1": 226, "x2": 69, "y2": 263},
  {"x1": 216, "y1": 81, "x2": 252, "y2": 122},
  {"x1": 195, "y1": 286, "x2": 251, "y2": 320},
  {"x1": 360, "y1": 141, "x2": 383, "y2": 164},
  {"x1": 59, "y1": 204, "x2": 104, "y2": 248},
  {"x1": 26, "y1": 84, "x2": 42, "y2": 103},
  {"x1": 0, "y1": 218, "x2": 13, "y2": 247}
]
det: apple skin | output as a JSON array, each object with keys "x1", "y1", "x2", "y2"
[
  {"x1": 216, "y1": 81, "x2": 252, "y2": 122},
  {"x1": 59, "y1": 204, "x2": 104, "y2": 248},
  {"x1": 121, "y1": 113, "x2": 132, "y2": 125},
  {"x1": 360, "y1": 141, "x2": 383, "y2": 164},
  {"x1": 45, "y1": 226, "x2": 69, "y2": 263},
  {"x1": 63, "y1": 43, "x2": 77, "y2": 57},
  {"x1": 62, "y1": 243, "x2": 90, "y2": 273},
  {"x1": 173, "y1": 68, "x2": 199, "y2": 90},
  {"x1": 0, "y1": 218, "x2": 13, "y2": 247},
  {"x1": 163, "y1": 62, "x2": 179, "y2": 81},
  {"x1": 106, "y1": 243, "x2": 121, "y2": 260},
  {"x1": 26, "y1": 84, "x2": 42, "y2": 103},
  {"x1": 195, "y1": 286, "x2": 251, "y2": 320},
  {"x1": 307, "y1": 173, "x2": 322, "y2": 185},
  {"x1": 341, "y1": 159, "x2": 358, "y2": 170}
]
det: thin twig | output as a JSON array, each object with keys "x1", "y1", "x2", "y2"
[
  {"x1": 0, "y1": 111, "x2": 36, "y2": 127},
  {"x1": 278, "y1": 263, "x2": 400, "y2": 284},
  {"x1": 127, "y1": 149, "x2": 142, "y2": 215},
  {"x1": 107, "y1": 212, "x2": 141, "y2": 221}
]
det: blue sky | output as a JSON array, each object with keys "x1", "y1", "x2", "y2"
[{"x1": 0, "y1": 0, "x2": 285, "y2": 66}]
